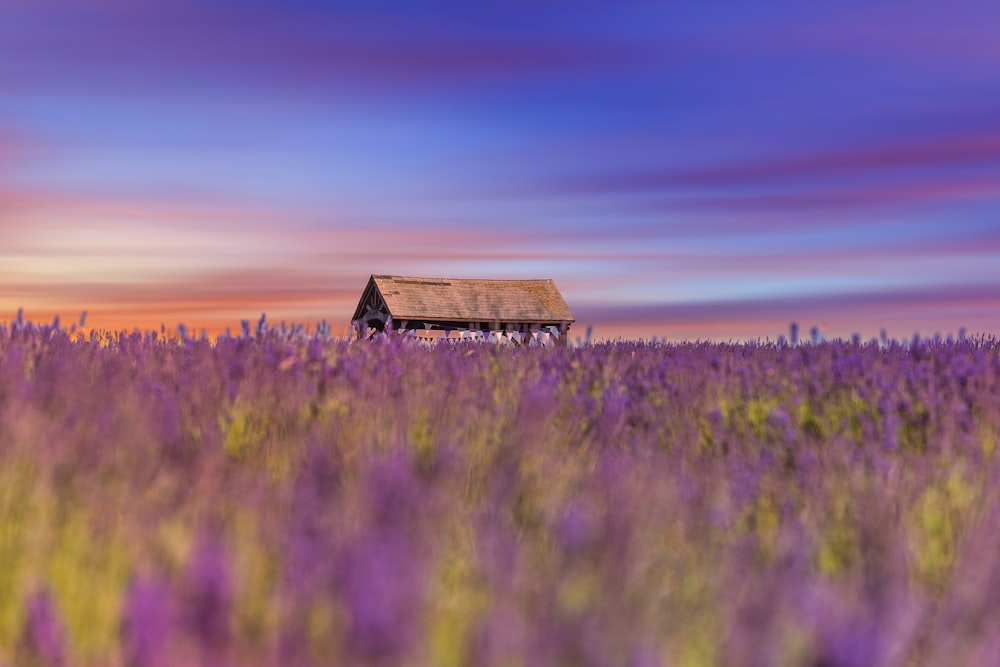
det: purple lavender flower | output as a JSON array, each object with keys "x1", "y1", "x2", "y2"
[
  {"x1": 121, "y1": 574, "x2": 175, "y2": 667},
  {"x1": 814, "y1": 617, "x2": 882, "y2": 667},
  {"x1": 20, "y1": 589, "x2": 67, "y2": 667},
  {"x1": 339, "y1": 532, "x2": 421, "y2": 660},
  {"x1": 626, "y1": 642, "x2": 663, "y2": 667},
  {"x1": 3, "y1": 314, "x2": 1000, "y2": 666},
  {"x1": 471, "y1": 601, "x2": 528, "y2": 667},
  {"x1": 557, "y1": 498, "x2": 603, "y2": 555},
  {"x1": 183, "y1": 533, "x2": 234, "y2": 660}
]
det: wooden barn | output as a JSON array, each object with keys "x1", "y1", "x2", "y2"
[{"x1": 351, "y1": 274, "x2": 575, "y2": 345}]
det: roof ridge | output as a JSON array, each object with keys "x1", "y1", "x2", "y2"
[
  {"x1": 360, "y1": 274, "x2": 574, "y2": 324},
  {"x1": 375, "y1": 274, "x2": 556, "y2": 283}
]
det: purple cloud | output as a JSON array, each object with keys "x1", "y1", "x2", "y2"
[
  {"x1": 574, "y1": 281, "x2": 1000, "y2": 341},
  {"x1": 557, "y1": 128, "x2": 1000, "y2": 193}
]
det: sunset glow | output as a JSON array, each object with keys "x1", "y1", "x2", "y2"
[{"x1": 3, "y1": 2, "x2": 999, "y2": 340}]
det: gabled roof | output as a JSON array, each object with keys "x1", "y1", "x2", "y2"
[{"x1": 353, "y1": 275, "x2": 574, "y2": 324}]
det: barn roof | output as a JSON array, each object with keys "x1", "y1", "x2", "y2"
[{"x1": 354, "y1": 275, "x2": 574, "y2": 324}]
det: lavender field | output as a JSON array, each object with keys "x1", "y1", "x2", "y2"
[{"x1": 1, "y1": 316, "x2": 999, "y2": 667}]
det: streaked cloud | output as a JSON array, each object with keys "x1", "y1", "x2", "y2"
[
  {"x1": 577, "y1": 282, "x2": 1000, "y2": 342},
  {"x1": 560, "y1": 127, "x2": 1000, "y2": 193},
  {"x1": 0, "y1": 4, "x2": 637, "y2": 97},
  {"x1": 2, "y1": 1, "x2": 999, "y2": 339}
]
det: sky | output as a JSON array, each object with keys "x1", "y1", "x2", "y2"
[{"x1": 2, "y1": 0, "x2": 999, "y2": 341}]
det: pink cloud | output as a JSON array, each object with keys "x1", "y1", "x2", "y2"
[
  {"x1": 6, "y1": 262, "x2": 998, "y2": 341},
  {"x1": 575, "y1": 282, "x2": 1000, "y2": 341},
  {"x1": 667, "y1": 174, "x2": 1000, "y2": 214}
]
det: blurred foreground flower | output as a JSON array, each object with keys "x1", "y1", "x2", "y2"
[{"x1": 19, "y1": 590, "x2": 66, "y2": 667}]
